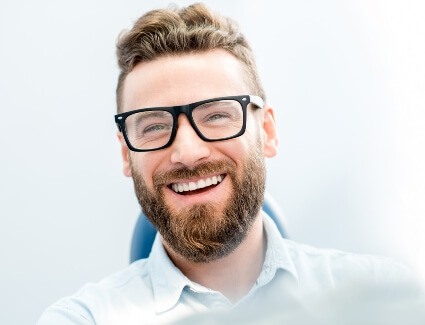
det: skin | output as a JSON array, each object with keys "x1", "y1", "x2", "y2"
[{"x1": 118, "y1": 49, "x2": 279, "y2": 302}]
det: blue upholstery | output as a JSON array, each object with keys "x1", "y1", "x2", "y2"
[{"x1": 130, "y1": 192, "x2": 287, "y2": 263}]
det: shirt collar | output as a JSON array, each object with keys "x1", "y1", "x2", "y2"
[
  {"x1": 148, "y1": 235, "x2": 192, "y2": 313},
  {"x1": 257, "y1": 212, "x2": 299, "y2": 286},
  {"x1": 148, "y1": 212, "x2": 299, "y2": 313}
]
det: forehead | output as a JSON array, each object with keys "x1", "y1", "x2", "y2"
[{"x1": 121, "y1": 49, "x2": 250, "y2": 112}]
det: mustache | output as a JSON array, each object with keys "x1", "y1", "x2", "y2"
[{"x1": 153, "y1": 160, "x2": 236, "y2": 188}]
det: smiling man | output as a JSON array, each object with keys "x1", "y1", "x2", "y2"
[
  {"x1": 38, "y1": 3, "x2": 417, "y2": 325},
  {"x1": 118, "y1": 49, "x2": 274, "y2": 305},
  {"x1": 119, "y1": 51, "x2": 273, "y2": 275}
]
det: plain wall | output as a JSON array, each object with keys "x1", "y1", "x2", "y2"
[{"x1": 0, "y1": 1, "x2": 424, "y2": 323}]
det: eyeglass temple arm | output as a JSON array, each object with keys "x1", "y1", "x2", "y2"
[
  {"x1": 249, "y1": 95, "x2": 264, "y2": 109},
  {"x1": 115, "y1": 116, "x2": 123, "y2": 132}
]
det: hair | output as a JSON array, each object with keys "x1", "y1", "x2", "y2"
[{"x1": 115, "y1": 3, "x2": 266, "y2": 112}]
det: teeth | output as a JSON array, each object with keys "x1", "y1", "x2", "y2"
[
  {"x1": 178, "y1": 183, "x2": 184, "y2": 192},
  {"x1": 171, "y1": 175, "x2": 224, "y2": 193},
  {"x1": 189, "y1": 182, "x2": 197, "y2": 191},
  {"x1": 197, "y1": 179, "x2": 206, "y2": 189}
]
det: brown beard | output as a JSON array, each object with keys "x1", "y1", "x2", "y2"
[{"x1": 130, "y1": 143, "x2": 266, "y2": 263}]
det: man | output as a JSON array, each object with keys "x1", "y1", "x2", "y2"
[{"x1": 38, "y1": 3, "x2": 417, "y2": 324}]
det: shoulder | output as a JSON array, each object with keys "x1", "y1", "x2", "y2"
[
  {"x1": 37, "y1": 259, "x2": 151, "y2": 325},
  {"x1": 283, "y1": 239, "x2": 411, "y2": 287}
]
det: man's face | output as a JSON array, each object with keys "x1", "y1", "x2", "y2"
[{"x1": 119, "y1": 49, "x2": 278, "y2": 262}]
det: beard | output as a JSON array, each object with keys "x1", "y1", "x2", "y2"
[{"x1": 130, "y1": 142, "x2": 266, "y2": 263}]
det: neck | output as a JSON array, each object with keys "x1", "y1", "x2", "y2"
[{"x1": 162, "y1": 213, "x2": 266, "y2": 303}]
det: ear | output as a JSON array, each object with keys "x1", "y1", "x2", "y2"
[
  {"x1": 117, "y1": 132, "x2": 132, "y2": 177},
  {"x1": 261, "y1": 105, "x2": 278, "y2": 158}
]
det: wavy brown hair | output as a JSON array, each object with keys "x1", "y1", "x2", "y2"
[{"x1": 116, "y1": 3, "x2": 265, "y2": 112}]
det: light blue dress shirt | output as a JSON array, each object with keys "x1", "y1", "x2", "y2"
[{"x1": 37, "y1": 213, "x2": 411, "y2": 324}]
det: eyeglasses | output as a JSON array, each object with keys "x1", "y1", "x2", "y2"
[{"x1": 115, "y1": 95, "x2": 264, "y2": 152}]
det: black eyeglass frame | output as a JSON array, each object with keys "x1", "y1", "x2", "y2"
[{"x1": 115, "y1": 95, "x2": 264, "y2": 152}]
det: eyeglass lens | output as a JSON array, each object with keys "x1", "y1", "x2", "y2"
[{"x1": 124, "y1": 99, "x2": 244, "y2": 150}]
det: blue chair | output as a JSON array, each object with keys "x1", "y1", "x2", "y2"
[{"x1": 130, "y1": 192, "x2": 288, "y2": 263}]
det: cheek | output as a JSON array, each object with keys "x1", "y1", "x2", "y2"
[
  {"x1": 217, "y1": 138, "x2": 252, "y2": 165},
  {"x1": 129, "y1": 153, "x2": 160, "y2": 186},
  {"x1": 245, "y1": 113, "x2": 263, "y2": 142}
]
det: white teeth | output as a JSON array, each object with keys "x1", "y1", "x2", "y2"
[
  {"x1": 197, "y1": 179, "x2": 206, "y2": 189},
  {"x1": 171, "y1": 175, "x2": 225, "y2": 193},
  {"x1": 205, "y1": 178, "x2": 212, "y2": 187}
]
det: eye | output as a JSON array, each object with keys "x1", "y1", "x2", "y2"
[
  {"x1": 206, "y1": 113, "x2": 230, "y2": 121},
  {"x1": 143, "y1": 124, "x2": 168, "y2": 134}
]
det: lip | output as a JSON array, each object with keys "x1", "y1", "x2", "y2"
[
  {"x1": 164, "y1": 173, "x2": 230, "y2": 206},
  {"x1": 166, "y1": 173, "x2": 227, "y2": 188}
]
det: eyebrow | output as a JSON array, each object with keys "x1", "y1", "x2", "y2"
[
  {"x1": 132, "y1": 110, "x2": 172, "y2": 124},
  {"x1": 136, "y1": 110, "x2": 170, "y2": 117},
  {"x1": 195, "y1": 100, "x2": 237, "y2": 110}
]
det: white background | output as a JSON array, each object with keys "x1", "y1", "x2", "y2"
[{"x1": 1, "y1": 1, "x2": 424, "y2": 323}]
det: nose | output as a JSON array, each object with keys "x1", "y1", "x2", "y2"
[{"x1": 170, "y1": 114, "x2": 211, "y2": 166}]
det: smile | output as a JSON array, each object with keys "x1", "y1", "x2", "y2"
[{"x1": 169, "y1": 174, "x2": 226, "y2": 194}]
